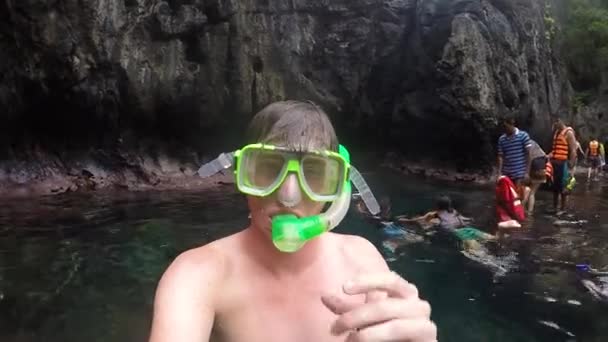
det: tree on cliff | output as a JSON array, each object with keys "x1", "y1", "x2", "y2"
[{"x1": 562, "y1": 0, "x2": 608, "y2": 92}]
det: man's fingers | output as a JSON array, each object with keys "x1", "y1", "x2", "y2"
[
  {"x1": 345, "y1": 318, "x2": 437, "y2": 342},
  {"x1": 365, "y1": 290, "x2": 387, "y2": 303},
  {"x1": 321, "y1": 295, "x2": 360, "y2": 315},
  {"x1": 331, "y1": 298, "x2": 431, "y2": 335},
  {"x1": 344, "y1": 272, "x2": 418, "y2": 298}
]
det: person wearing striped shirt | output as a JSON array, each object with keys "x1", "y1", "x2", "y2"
[{"x1": 497, "y1": 117, "x2": 532, "y2": 192}]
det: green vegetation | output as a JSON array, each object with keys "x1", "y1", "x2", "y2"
[
  {"x1": 544, "y1": 2, "x2": 557, "y2": 42},
  {"x1": 562, "y1": 0, "x2": 608, "y2": 91},
  {"x1": 572, "y1": 91, "x2": 593, "y2": 113}
]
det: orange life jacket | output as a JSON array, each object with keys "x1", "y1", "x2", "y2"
[
  {"x1": 545, "y1": 160, "x2": 553, "y2": 182},
  {"x1": 589, "y1": 140, "x2": 599, "y2": 157},
  {"x1": 552, "y1": 127, "x2": 574, "y2": 161}
]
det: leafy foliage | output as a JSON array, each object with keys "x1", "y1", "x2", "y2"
[{"x1": 562, "y1": 0, "x2": 608, "y2": 90}]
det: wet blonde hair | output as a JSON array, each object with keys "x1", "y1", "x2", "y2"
[{"x1": 245, "y1": 100, "x2": 338, "y2": 151}]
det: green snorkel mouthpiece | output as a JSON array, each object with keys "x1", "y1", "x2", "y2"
[
  {"x1": 271, "y1": 145, "x2": 352, "y2": 253},
  {"x1": 271, "y1": 215, "x2": 325, "y2": 252}
]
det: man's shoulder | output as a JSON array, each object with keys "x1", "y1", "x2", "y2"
[
  {"x1": 330, "y1": 233, "x2": 388, "y2": 271},
  {"x1": 164, "y1": 242, "x2": 227, "y2": 283},
  {"x1": 334, "y1": 233, "x2": 376, "y2": 250},
  {"x1": 565, "y1": 128, "x2": 576, "y2": 138},
  {"x1": 161, "y1": 232, "x2": 243, "y2": 286},
  {"x1": 516, "y1": 129, "x2": 530, "y2": 139}
]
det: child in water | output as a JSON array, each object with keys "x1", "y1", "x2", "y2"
[{"x1": 397, "y1": 195, "x2": 497, "y2": 251}]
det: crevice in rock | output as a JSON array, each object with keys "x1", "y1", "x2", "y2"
[
  {"x1": 204, "y1": 3, "x2": 232, "y2": 25},
  {"x1": 252, "y1": 55, "x2": 263, "y2": 74},
  {"x1": 183, "y1": 31, "x2": 207, "y2": 64}
]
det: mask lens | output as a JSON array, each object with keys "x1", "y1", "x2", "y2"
[
  {"x1": 301, "y1": 154, "x2": 342, "y2": 197},
  {"x1": 243, "y1": 149, "x2": 286, "y2": 191}
]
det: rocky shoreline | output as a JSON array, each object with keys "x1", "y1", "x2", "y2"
[
  {"x1": 380, "y1": 154, "x2": 495, "y2": 186},
  {"x1": 381, "y1": 153, "x2": 592, "y2": 186},
  {"x1": 2, "y1": 146, "x2": 594, "y2": 200},
  {"x1": 0, "y1": 148, "x2": 236, "y2": 199},
  {"x1": 0, "y1": 149, "x2": 498, "y2": 200}
]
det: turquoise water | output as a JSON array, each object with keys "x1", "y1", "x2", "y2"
[{"x1": 1, "y1": 169, "x2": 607, "y2": 341}]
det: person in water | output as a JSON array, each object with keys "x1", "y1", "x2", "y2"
[
  {"x1": 585, "y1": 137, "x2": 601, "y2": 181},
  {"x1": 149, "y1": 101, "x2": 436, "y2": 342},
  {"x1": 548, "y1": 117, "x2": 577, "y2": 214},
  {"x1": 398, "y1": 195, "x2": 496, "y2": 251},
  {"x1": 600, "y1": 140, "x2": 606, "y2": 175},
  {"x1": 356, "y1": 196, "x2": 393, "y2": 223},
  {"x1": 496, "y1": 117, "x2": 532, "y2": 198},
  {"x1": 523, "y1": 140, "x2": 549, "y2": 214}
]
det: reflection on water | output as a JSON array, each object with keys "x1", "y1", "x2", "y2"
[{"x1": 1, "y1": 170, "x2": 608, "y2": 342}]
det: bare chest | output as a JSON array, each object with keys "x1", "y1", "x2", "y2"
[{"x1": 213, "y1": 273, "x2": 361, "y2": 342}]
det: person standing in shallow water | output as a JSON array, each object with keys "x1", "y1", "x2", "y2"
[
  {"x1": 585, "y1": 137, "x2": 601, "y2": 181},
  {"x1": 148, "y1": 101, "x2": 436, "y2": 342},
  {"x1": 523, "y1": 140, "x2": 549, "y2": 214},
  {"x1": 496, "y1": 117, "x2": 532, "y2": 198},
  {"x1": 548, "y1": 117, "x2": 577, "y2": 214}
]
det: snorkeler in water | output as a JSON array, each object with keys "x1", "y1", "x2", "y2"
[
  {"x1": 397, "y1": 195, "x2": 497, "y2": 252},
  {"x1": 150, "y1": 101, "x2": 435, "y2": 342}
]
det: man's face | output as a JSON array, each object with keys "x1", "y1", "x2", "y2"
[
  {"x1": 503, "y1": 122, "x2": 515, "y2": 134},
  {"x1": 553, "y1": 119, "x2": 564, "y2": 131},
  {"x1": 247, "y1": 174, "x2": 324, "y2": 239}
]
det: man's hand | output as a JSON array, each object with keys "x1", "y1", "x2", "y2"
[{"x1": 322, "y1": 272, "x2": 437, "y2": 342}]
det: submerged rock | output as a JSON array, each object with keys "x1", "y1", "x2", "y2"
[
  {"x1": 553, "y1": 219, "x2": 589, "y2": 227},
  {"x1": 581, "y1": 278, "x2": 608, "y2": 302}
]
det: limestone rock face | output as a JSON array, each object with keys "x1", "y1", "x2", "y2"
[{"x1": 0, "y1": 0, "x2": 571, "y2": 180}]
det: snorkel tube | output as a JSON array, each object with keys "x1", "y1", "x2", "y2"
[
  {"x1": 271, "y1": 179, "x2": 351, "y2": 253},
  {"x1": 271, "y1": 145, "x2": 352, "y2": 253}
]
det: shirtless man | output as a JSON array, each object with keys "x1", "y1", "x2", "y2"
[{"x1": 149, "y1": 101, "x2": 436, "y2": 342}]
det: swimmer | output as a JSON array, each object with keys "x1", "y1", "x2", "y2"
[
  {"x1": 149, "y1": 101, "x2": 435, "y2": 342},
  {"x1": 355, "y1": 196, "x2": 395, "y2": 228},
  {"x1": 398, "y1": 195, "x2": 496, "y2": 252}
]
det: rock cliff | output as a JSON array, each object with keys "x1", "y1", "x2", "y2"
[{"x1": 0, "y1": 0, "x2": 572, "y2": 195}]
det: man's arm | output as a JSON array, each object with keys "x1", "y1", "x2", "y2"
[
  {"x1": 497, "y1": 155, "x2": 503, "y2": 176},
  {"x1": 577, "y1": 142, "x2": 585, "y2": 156},
  {"x1": 456, "y1": 210, "x2": 473, "y2": 223},
  {"x1": 149, "y1": 248, "x2": 224, "y2": 342},
  {"x1": 397, "y1": 211, "x2": 437, "y2": 225},
  {"x1": 497, "y1": 138, "x2": 503, "y2": 177},
  {"x1": 525, "y1": 148, "x2": 531, "y2": 177},
  {"x1": 566, "y1": 131, "x2": 578, "y2": 169},
  {"x1": 523, "y1": 133, "x2": 532, "y2": 177}
]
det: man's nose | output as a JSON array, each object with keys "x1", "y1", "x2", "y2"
[{"x1": 277, "y1": 173, "x2": 302, "y2": 208}]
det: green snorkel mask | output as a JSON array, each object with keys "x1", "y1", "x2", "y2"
[{"x1": 198, "y1": 143, "x2": 379, "y2": 253}]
